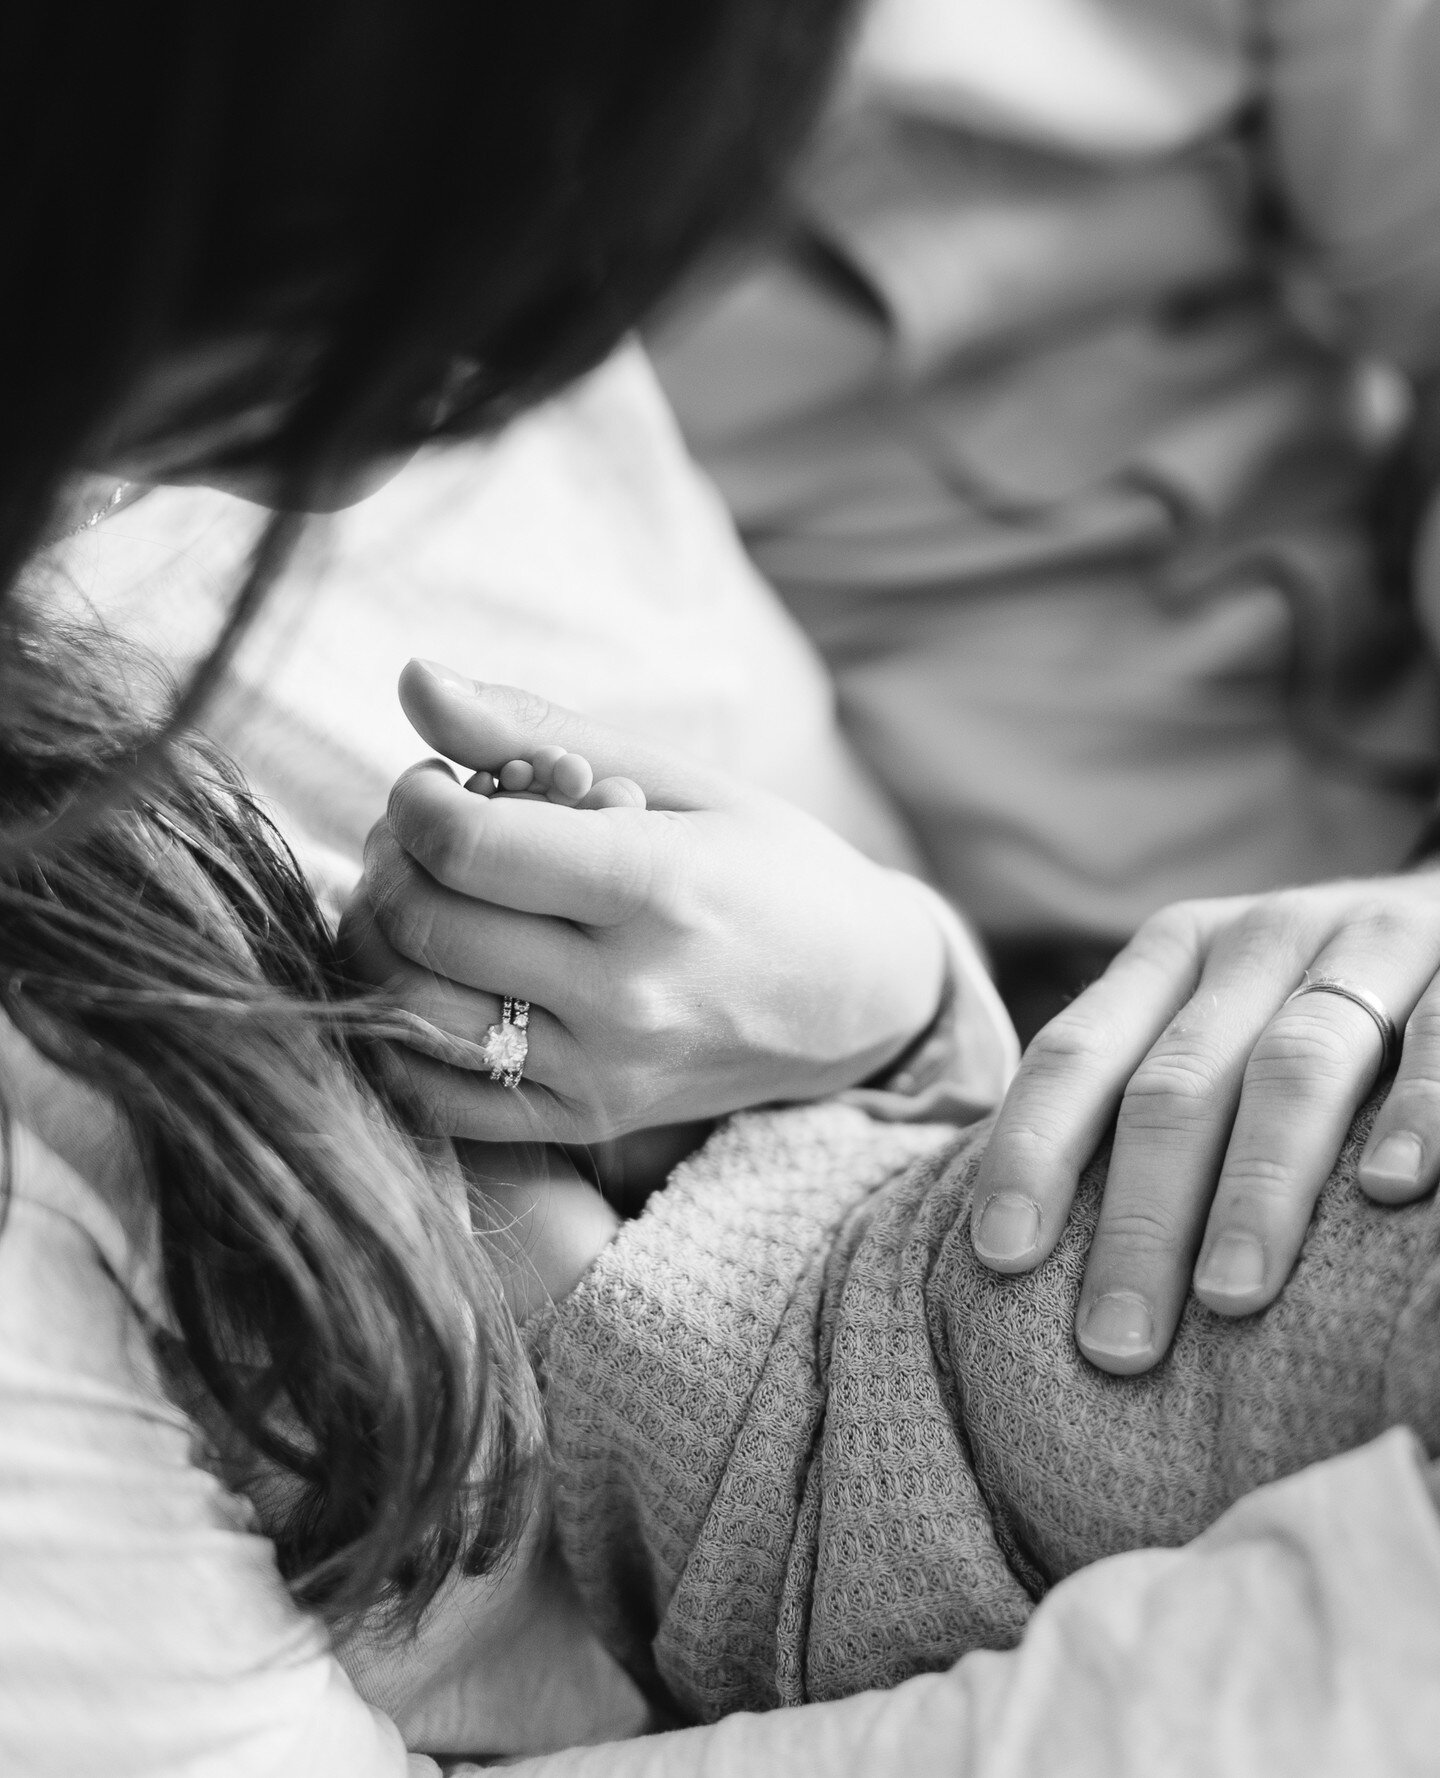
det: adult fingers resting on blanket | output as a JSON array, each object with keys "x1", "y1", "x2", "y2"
[
  {"x1": 971, "y1": 876, "x2": 1440, "y2": 1376},
  {"x1": 341, "y1": 659, "x2": 969, "y2": 1145}
]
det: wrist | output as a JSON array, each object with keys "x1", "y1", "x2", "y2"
[{"x1": 847, "y1": 877, "x2": 1019, "y2": 1119}]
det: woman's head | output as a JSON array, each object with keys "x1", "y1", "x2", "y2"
[
  {"x1": 0, "y1": 0, "x2": 857, "y2": 1628},
  {"x1": 4, "y1": 0, "x2": 854, "y2": 564}
]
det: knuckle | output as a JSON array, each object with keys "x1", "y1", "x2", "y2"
[
  {"x1": 1209, "y1": 890, "x2": 1318, "y2": 969},
  {"x1": 987, "y1": 1110, "x2": 1071, "y2": 1165},
  {"x1": 1122, "y1": 1046, "x2": 1228, "y2": 1124},
  {"x1": 1342, "y1": 898, "x2": 1421, "y2": 948},
  {"x1": 360, "y1": 818, "x2": 405, "y2": 896},
  {"x1": 1214, "y1": 1153, "x2": 1302, "y2": 1216},
  {"x1": 385, "y1": 898, "x2": 440, "y2": 969},
  {"x1": 384, "y1": 774, "x2": 477, "y2": 890},
  {"x1": 367, "y1": 862, "x2": 438, "y2": 964},
  {"x1": 1247, "y1": 1010, "x2": 1357, "y2": 1088},
  {"x1": 1096, "y1": 1199, "x2": 1185, "y2": 1257},
  {"x1": 609, "y1": 974, "x2": 675, "y2": 1043},
  {"x1": 1024, "y1": 1009, "x2": 1126, "y2": 1075},
  {"x1": 1224, "y1": 900, "x2": 1306, "y2": 968},
  {"x1": 399, "y1": 803, "x2": 479, "y2": 891}
]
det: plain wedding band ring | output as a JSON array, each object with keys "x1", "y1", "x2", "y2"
[{"x1": 1283, "y1": 972, "x2": 1401, "y2": 1074}]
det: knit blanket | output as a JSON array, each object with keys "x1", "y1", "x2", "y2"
[{"x1": 529, "y1": 1097, "x2": 1440, "y2": 1722}]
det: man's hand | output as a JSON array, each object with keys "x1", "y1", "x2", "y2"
[{"x1": 970, "y1": 877, "x2": 1440, "y2": 1372}]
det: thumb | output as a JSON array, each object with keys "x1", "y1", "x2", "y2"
[{"x1": 400, "y1": 661, "x2": 731, "y2": 812}]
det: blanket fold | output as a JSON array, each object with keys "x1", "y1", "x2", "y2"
[{"x1": 530, "y1": 1096, "x2": 1440, "y2": 1722}]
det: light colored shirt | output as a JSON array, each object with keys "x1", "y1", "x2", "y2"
[
  {"x1": 650, "y1": 0, "x2": 1440, "y2": 941},
  {"x1": 5, "y1": 1070, "x2": 1440, "y2": 1773},
  {"x1": 0, "y1": 1028, "x2": 648, "y2": 1778}
]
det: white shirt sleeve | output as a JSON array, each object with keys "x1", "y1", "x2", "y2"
[
  {"x1": 841, "y1": 875, "x2": 1020, "y2": 1123},
  {"x1": 491, "y1": 1429, "x2": 1440, "y2": 1778},
  {"x1": 0, "y1": 1127, "x2": 434, "y2": 1778}
]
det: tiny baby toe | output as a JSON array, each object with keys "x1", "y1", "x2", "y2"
[
  {"x1": 499, "y1": 759, "x2": 535, "y2": 793},
  {"x1": 465, "y1": 770, "x2": 498, "y2": 796},
  {"x1": 583, "y1": 775, "x2": 647, "y2": 810},
  {"x1": 551, "y1": 753, "x2": 594, "y2": 803},
  {"x1": 530, "y1": 743, "x2": 568, "y2": 789}
]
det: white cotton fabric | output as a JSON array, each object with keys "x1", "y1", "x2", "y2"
[
  {"x1": 498, "y1": 1431, "x2": 1440, "y2": 1778},
  {"x1": 43, "y1": 343, "x2": 920, "y2": 877},
  {"x1": 0, "y1": 1054, "x2": 647, "y2": 1776},
  {"x1": 2, "y1": 1087, "x2": 1440, "y2": 1774},
  {"x1": 0, "y1": 1121, "x2": 431, "y2": 1778}
]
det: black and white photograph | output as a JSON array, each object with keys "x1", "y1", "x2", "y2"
[{"x1": 3, "y1": 1, "x2": 1440, "y2": 1771}]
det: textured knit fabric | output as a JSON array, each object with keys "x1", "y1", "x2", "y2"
[
  {"x1": 496, "y1": 1430, "x2": 1440, "y2": 1778},
  {"x1": 530, "y1": 1094, "x2": 1440, "y2": 1722}
]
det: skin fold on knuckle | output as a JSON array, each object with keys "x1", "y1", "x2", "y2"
[
  {"x1": 1339, "y1": 898, "x2": 1434, "y2": 956},
  {"x1": 980, "y1": 1113, "x2": 1081, "y2": 1190},
  {"x1": 1021, "y1": 1009, "x2": 1127, "y2": 1083},
  {"x1": 607, "y1": 972, "x2": 678, "y2": 1051},
  {"x1": 1244, "y1": 1011, "x2": 1360, "y2": 1093},
  {"x1": 1088, "y1": 1198, "x2": 1192, "y2": 1272},
  {"x1": 339, "y1": 907, "x2": 405, "y2": 991},
  {"x1": 384, "y1": 768, "x2": 477, "y2": 885},
  {"x1": 1210, "y1": 1152, "x2": 1309, "y2": 1226},
  {"x1": 367, "y1": 859, "x2": 440, "y2": 968},
  {"x1": 410, "y1": 801, "x2": 489, "y2": 895},
  {"x1": 1119, "y1": 1045, "x2": 1231, "y2": 1133}
]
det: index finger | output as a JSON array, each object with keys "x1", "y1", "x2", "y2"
[
  {"x1": 400, "y1": 660, "x2": 735, "y2": 812},
  {"x1": 386, "y1": 758, "x2": 675, "y2": 925},
  {"x1": 970, "y1": 903, "x2": 1212, "y2": 1273}
]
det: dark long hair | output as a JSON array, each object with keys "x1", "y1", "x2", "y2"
[{"x1": 0, "y1": 0, "x2": 855, "y2": 1627}]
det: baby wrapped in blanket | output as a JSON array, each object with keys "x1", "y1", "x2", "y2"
[{"x1": 528, "y1": 1092, "x2": 1440, "y2": 1723}]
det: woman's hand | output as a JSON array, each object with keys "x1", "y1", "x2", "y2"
[
  {"x1": 969, "y1": 875, "x2": 1440, "y2": 1373},
  {"x1": 340, "y1": 660, "x2": 947, "y2": 1143}
]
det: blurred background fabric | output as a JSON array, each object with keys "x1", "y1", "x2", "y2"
[{"x1": 650, "y1": 0, "x2": 1440, "y2": 1027}]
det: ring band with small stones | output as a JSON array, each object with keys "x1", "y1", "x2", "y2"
[{"x1": 480, "y1": 996, "x2": 530, "y2": 1089}]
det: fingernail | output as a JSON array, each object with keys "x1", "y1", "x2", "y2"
[
  {"x1": 973, "y1": 1193, "x2": 1041, "y2": 1264},
  {"x1": 411, "y1": 658, "x2": 473, "y2": 693},
  {"x1": 1362, "y1": 1132, "x2": 1423, "y2": 1195},
  {"x1": 1194, "y1": 1231, "x2": 1266, "y2": 1300},
  {"x1": 1080, "y1": 1292, "x2": 1153, "y2": 1360}
]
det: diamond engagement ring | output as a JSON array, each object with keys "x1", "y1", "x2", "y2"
[
  {"x1": 479, "y1": 996, "x2": 530, "y2": 1089},
  {"x1": 1283, "y1": 972, "x2": 1401, "y2": 1074}
]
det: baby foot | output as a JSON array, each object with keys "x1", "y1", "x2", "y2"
[{"x1": 465, "y1": 746, "x2": 646, "y2": 810}]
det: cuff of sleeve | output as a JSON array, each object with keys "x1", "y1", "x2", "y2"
[{"x1": 840, "y1": 877, "x2": 1019, "y2": 1126}]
